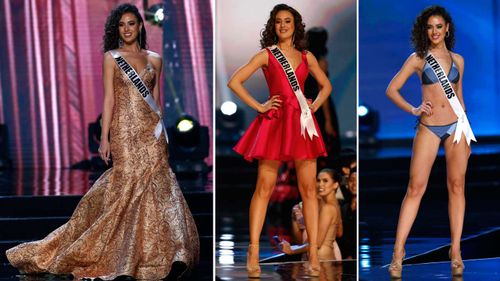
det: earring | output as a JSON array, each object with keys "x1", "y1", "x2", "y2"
[
  {"x1": 118, "y1": 38, "x2": 124, "y2": 48},
  {"x1": 446, "y1": 31, "x2": 450, "y2": 38}
]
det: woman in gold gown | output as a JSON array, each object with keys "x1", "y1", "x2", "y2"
[{"x1": 6, "y1": 4, "x2": 199, "y2": 279}]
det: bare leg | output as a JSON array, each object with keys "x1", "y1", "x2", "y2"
[
  {"x1": 393, "y1": 125, "x2": 440, "y2": 258},
  {"x1": 295, "y1": 159, "x2": 320, "y2": 268},
  {"x1": 443, "y1": 134, "x2": 470, "y2": 260},
  {"x1": 248, "y1": 159, "x2": 281, "y2": 265}
]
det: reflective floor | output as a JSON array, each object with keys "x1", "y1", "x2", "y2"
[
  {"x1": 216, "y1": 154, "x2": 357, "y2": 280},
  {"x1": 359, "y1": 140, "x2": 500, "y2": 280},
  {"x1": 0, "y1": 168, "x2": 213, "y2": 281},
  {"x1": 217, "y1": 259, "x2": 357, "y2": 281}
]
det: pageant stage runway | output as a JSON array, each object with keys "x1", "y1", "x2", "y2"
[
  {"x1": 359, "y1": 138, "x2": 500, "y2": 281},
  {"x1": 215, "y1": 153, "x2": 357, "y2": 280},
  {"x1": 0, "y1": 168, "x2": 213, "y2": 281}
]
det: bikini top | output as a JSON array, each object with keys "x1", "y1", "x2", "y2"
[{"x1": 421, "y1": 54, "x2": 460, "y2": 85}]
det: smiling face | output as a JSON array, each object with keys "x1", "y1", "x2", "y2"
[
  {"x1": 274, "y1": 10, "x2": 295, "y2": 42},
  {"x1": 118, "y1": 12, "x2": 142, "y2": 45},
  {"x1": 317, "y1": 172, "x2": 339, "y2": 198},
  {"x1": 426, "y1": 15, "x2": 448, "y2": 47}
]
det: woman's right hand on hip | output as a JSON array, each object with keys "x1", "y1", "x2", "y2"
[{"x1": 259, "y1": 95, "x2": 282, "y2": 113}]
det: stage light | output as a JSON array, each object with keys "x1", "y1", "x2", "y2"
[
  {"x1": 216, "y1": 102, "x2": 245, "y2": 146},
  {"x1": 154, "y1": 8, "x2": 164, "y2": 22},
  {"x1": 359, "y1": 103, "x2": 380, "y2": 146},
  {"x1": 177, "y1": 119, "x2": 194, "y2": 133},
  {"x1": 145, "y1": 3, "x2": 165, "y2": 27},
  {"x1": 167, "y1": 115, "x2": 210, "y2": 180},
  {"x1": 358, "y1": 105, "x2": 368, "y2": 117},
  {"x1": 220, "y1": 101, "x2": 237, "y2": 116}
]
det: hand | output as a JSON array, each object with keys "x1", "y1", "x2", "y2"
[
  {"x1": 278, "y1": 239, "x2": 293, "y2": 255},
  {"x1": 98, "y1": 139, "x2": 111, "y2": 165},
  {"x1": 307, "y1": 99, "x2": 317, "y2": 113},
  {"x1": 411, "y1": 100, "x2": 433, "y2": 116},
  {"x1": 259, "y1": 95, "x2": 282, "y2": 113}
]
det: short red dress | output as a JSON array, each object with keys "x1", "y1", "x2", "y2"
[{"x1": 233, "y1": 48, "x2": 327, "y2": 161}]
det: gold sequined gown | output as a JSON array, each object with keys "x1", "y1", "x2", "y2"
[{"x1": 6, "y1": 57, "x2": 200, "y2": 280}]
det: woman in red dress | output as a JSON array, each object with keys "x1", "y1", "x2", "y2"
[{"x1": 227, "y1": 4, "x2": 332, "y2": 278}]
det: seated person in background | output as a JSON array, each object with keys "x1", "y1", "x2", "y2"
[{"x1": 280, "y1": 169, "x2": 343, "y2": 261}]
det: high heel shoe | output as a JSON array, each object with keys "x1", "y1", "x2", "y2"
[
  {"x1": 388, "y1": 249, "x2": 405, "y2": 279},
  {"x1": 449, "y1": 249, "x2": 464, "y2": 276},
  {"x1": 247, "y1": 244, "x2": 261, "y2": 278}
]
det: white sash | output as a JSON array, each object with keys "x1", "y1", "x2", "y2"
[
  {"x1": 109, "y1": 50, "x2": 168, "y2": 142},
  {"x1": 424, "y1": 52, "x2": 476, "y2": 145},
  {"x1": 268, "y1": 46, "x2": 319, "y2": 140}
]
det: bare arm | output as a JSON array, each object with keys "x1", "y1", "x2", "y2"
[
  {"x1": 307, "y1": 52, "x2": 332, "y2": 113},
  {"x1": 336, "y1": 204, "x2": 343, "y2": 238},
  {"x1": 149, "y1": 52, "x2": 163, "y2": 114},
  {"x1": 386, "y1": 53, "x2": 431, "y2": 116},
  {"x1": 227, "y1": 50, "x2": 281, "y2": 113},
  {"x1": 453, "y1": 53, "x2": 466, "y2": 111},
  {"x1": 280, "y1": 205, "x2": 335, "y2": 255},
  {"x1": 100, "y1": 52, "x2": 116, "y2": 165}
]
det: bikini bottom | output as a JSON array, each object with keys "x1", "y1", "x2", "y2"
[{"x1": 420, "y1": 121, "x2": 458, "y2": 141}]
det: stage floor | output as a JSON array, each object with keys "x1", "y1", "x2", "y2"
[{"x1": 0, "y1": 168, "x2": 213, "y2": 281}]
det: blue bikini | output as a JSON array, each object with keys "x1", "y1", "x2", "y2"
[{"x1": 419, "y1": 53, "x2": 460, "y2": 141}]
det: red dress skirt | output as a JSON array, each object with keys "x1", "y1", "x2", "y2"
[{"x1": 234, "y1": 49, "x2": 327, "y2": 161}]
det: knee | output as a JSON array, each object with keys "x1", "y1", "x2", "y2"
[
  {"x1": 447, "y1": 178, "x2": 465, "y2": 196},
  {"x1": 254, "y1": 177, "x2": 275, "y2": 199},
  {"x1": 299, "y1": 181, "x2": 317, "y2": 201},
  {"x1": 407, "y1": 180, "x2": 427, "y2": 198}
]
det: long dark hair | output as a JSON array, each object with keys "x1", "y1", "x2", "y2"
[
  {"x1": 260, "y1": 4, "x2": 306, "y2": 51},
  {"x1": 319, "y1": 168, "x2": 342, "y2": 184},
  {"x1": 103, "y1": 3, "x2": 147, "y2": 52},
  {"x1": 306, "y1": 27, "x2": 328, "y2": 59},
  {"x1": 411, "y1": 5, "x2": 455, "y2": 58}
]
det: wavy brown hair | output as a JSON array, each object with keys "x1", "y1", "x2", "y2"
[
  {"x1": 103, "y1": 3, "x2": 147, "y2": 52},
  {"x1": 411, "y1": 5, "x2": 455, "y2": 58},
  {"x1": 260, "y1": 4, "x2": 306, "y2": 51}
]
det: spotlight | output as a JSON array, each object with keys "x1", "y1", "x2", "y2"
[
  {"x1": 359, "y1": 103, "x2": 379, "y2": 146},
  {"x1": 221, "y1": 101, "x2": 237, "y2": 116},
  {"x1": 167, "y1": 115, "x2": 210, "y2": 179},
  {"x1": 216, "y1": 101, "x2": 245, "y2": 146},
  {"x1": 358, "y1": 105, "x2": 368, "y2": 117},
  {"x1": 145, "y1": 3, "x2": 166, "y2": 26},
  {"x1": 177, "y1": 119, "x2": 194, "y2": 133}
]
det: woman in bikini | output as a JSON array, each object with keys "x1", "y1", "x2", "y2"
[{"x1": 385, "y1": 5, "x2": 473, "y2": 278}]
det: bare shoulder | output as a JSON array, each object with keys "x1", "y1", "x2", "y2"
[
  {"x1": 451, "y1": 52, "x2": 464, "y2": 66},
  {"x1": 306, "y1": 51, "x2": 318, "y2": 63},
  {"x1": 407, "y1": 52, "x2": 423, "y2": 65},
  {"x1": 146, "y1": 50, "x2": 162, "y2": 69},
  {"x1": 404, "y1": 52, "x2": 425, "y2": 71},
  {"x1": 255, "y1": 48, "x2": 269, "y2": 60},
  {"x1": 103, "y1": 51, "x2": 117, "y2": 69},
  {"x1": 248, "y1": 49, "x2": 269, "y2": 67}
]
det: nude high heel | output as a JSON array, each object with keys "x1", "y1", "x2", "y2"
[
  {"x1": 449, "y1": 249, "x2": 464, "y2": 276},
  {"x1": 388, "y1": 249, "x2": 405, "y2": 279},
  {"x1": 247, "y1": 244, "x2": 261, "y2": 278}
]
